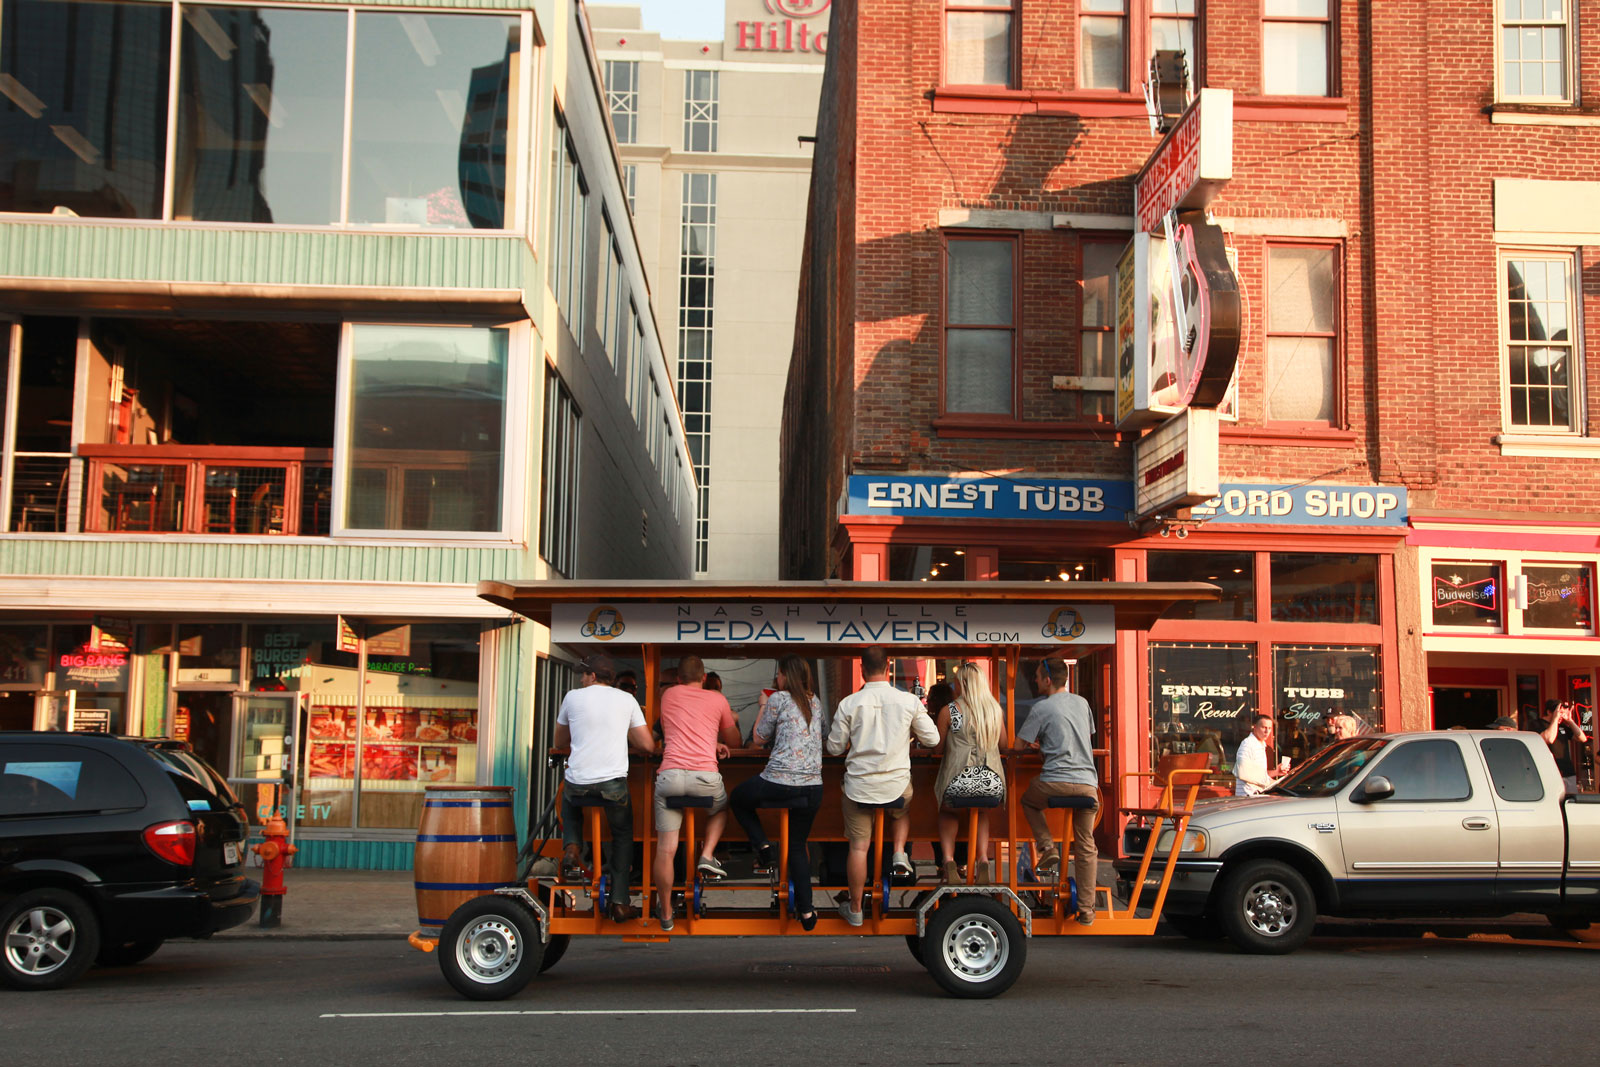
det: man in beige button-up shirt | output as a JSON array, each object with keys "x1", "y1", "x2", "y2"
[{"x1": 826, "y1": 646, "x2": 940, "y2": 926}]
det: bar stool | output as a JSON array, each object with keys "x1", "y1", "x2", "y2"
[
  {"x1": 565, "y1": 793, "x2": 617, "y2": 910},
  {"x1": 944, "y1": 794, "x2": 1003, "y2": 885},
  {"x1": 854, "y1": 796, "x2": 905, "y2": 924},
  {"x1": 753, "y1": 794, "x2": 811, "y2": 921},
  {"x1": 1047, "y1": 794, "x2": 1100, "y2": 917},
  {"x1": 662, "y1": 794, "x2": 715, "y2": 921}
]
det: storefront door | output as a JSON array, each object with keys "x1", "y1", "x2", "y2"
[
  {"x1": 1431, "y1": 685, "x2": 1501, "y2": 730},
  {"x1": 175, "y1": 690, "x2": 235, "y2": 778},
  {"x1": 228, "y1": 693, "x2": 299, "y2": 830}
]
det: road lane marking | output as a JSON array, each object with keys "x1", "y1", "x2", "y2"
[{"x1": 322, "y1": 1008, "x2": 858, "y2": 1019}]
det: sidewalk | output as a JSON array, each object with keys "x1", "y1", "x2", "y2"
[{"x1": 215, "y1": 867, "x2": 418, "y2": 940}]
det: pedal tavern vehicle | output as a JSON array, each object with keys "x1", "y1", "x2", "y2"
[{"x1": 407, "y1": 579, "x2": 1217, "y2": 999}]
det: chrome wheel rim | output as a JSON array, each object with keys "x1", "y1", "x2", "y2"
[
  {"x1": 455, "y1": 916, "x2": 522, "y2": 984},
  {"x1": 940, "y1": 914, "x2": 1010, "y2": 984},
  {"x1": 1241, "y1": 878, "x2": 1298, "y2": 938},
  {"x1": 4, "y1": 906, "x2": 76, "y2": 977}
]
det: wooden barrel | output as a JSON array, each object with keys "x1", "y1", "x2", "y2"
[{"x1": 414, "y1": 785, "x2": 517, "y2": 933}]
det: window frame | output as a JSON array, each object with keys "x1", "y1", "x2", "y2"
[
  {"x1": 1495, "y1": 0, "x2": 1575, "y2": 105},
  {"x1": 1074, "y1": 234, "x2": 1123, "y2": 425},
  {"x1": 1260, "y1": 0, "x2": 1337, "y2": 98},
  {"x1": 1074, "y1": 1, "x2": 1205, "y2": 94},
  {"x1": 538, "y1": 365, "x2": 581, "y2": 575},
  {"x1": 603, "y1": 58, "x2": 640, "y2": 144},
  {"x1": 682, "y1": 69, "x2": 719, "y2": 153},
  {"x1": 1262, "y1": 239, "x2": 1344, "y2": 430},
  {"x1": 942, "y1": 1, "x2": 1020, "y2": 90},
  {"x1": 940, "y1": 229, "x2": 1021, "y2": 420},
  {"x1": 1519, "y1": 561, "x2": 1595, "y2": 635},
  {"x1": 1498, "y1": 248, "x2": 1584, "y2": 435},
  {"x1": 331, "y1": 320, "x2": 528, "y2": 542}
]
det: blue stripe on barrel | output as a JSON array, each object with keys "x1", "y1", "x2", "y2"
[
  {"x1": 423, "y1": 800, "x2": 512, "y2": 808},
  {"x1": 416, "y1": 834, "x2": 517, "y2": 843}
]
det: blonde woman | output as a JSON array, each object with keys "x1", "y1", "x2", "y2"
[{"x1": 933, "y1": 662, "x2": 1006, "y2": 883}]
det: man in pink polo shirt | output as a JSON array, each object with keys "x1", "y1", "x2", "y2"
[{"x1": 650, "y1": 655, "x2": 742, "y2": 930}]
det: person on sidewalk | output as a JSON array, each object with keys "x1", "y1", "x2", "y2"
[
  {"x1": 553, "y1": 653, "x2": 655, "y2": 923},
  {"x1": 1233, "y1": 714, "x2": 1288, "y2": 797},
  {"x1": 652, "y1": 654, "x2": 742, "y2": 930},
  {"x1": 728, "y1": 654, "x2": 824, "y2": 930},
  {"x1": 825, "y1": 646, "x2": 939, "y2": 927},
  {"x1": 1015, "y1": 658, "x2": 1099, "y2": 926}
]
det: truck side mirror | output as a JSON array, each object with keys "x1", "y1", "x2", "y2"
[{"x1": 1353, "y1": 775, "x2": 1394, "y2": 803}]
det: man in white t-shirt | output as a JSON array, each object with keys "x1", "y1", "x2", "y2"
[{"x1": 553, "y1": 653, "x2": 655, "y2": 923}]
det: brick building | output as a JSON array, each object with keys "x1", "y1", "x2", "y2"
[{"x1": 782, "y1": 0, "x2": 1600, "y2": 839}]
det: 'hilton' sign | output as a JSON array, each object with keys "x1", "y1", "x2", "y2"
[{"x1": 735, "y1": 0, "x2": 830, "y2": 55}]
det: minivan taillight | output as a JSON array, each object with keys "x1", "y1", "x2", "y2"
[{"x1": 143, "y1": 820, "x2": 197, "y2": 866}]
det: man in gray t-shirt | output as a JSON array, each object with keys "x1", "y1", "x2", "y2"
[{"x1": 1014, "y1": 659, "x2": 1099, "y2": 925}]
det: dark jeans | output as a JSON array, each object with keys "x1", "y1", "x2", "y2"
[
  {"x1": 560, "y1": 777, "x2": 633, "y2": 892},
  {"x1": 729, "y1": 776, "x2": 823, "y2": 917}
]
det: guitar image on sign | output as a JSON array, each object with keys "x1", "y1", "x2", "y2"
[{"x1": 1166, "y1": 212, "x2": 1241, "y2": 409}]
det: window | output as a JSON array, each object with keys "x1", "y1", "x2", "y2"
[
  {"x1": 1265, "y1": 243, "x2": 1339, "y2": 425},
  {"x1": 679, "y1": 173, "x2": 716, "y2": 571},
  {"x1": 607, "y1": 243, "x2": 626, "y2": 367},
  {"x1": 1270, "y1": 553, "x2": 1377, "y2": 624},
  {"x1": 1431, "y1": 561, "x2": 1504, "y2": 632},
  {"x1": 1262, "y1": 0, "x2": 1332, "y2": 97},
  {"x1": 1077, "y1": 239, "x2": 1120, "y2": 422},
  {"x1": 1076, "y1": 2, "x2": 1198, "y2": 93},
  {"x1": 1502, "y1": 252, "x2": 1580, "y2": 432},
  {"x1": 1273, "y1": 645, "x2": 1380, "y2": 763},
  {"x1": 1499, "y1": 1, "x2": 1571, "y2": 103},
  {"x1": 945, "y1": 1, "x2": 1016, "y2": 87},
  {"x1": 1147, "y1": 550, "x2": 1254, "y2": 621},
  {"x1": 623, "y1": 164, "x2": 638, "y2": 214},
  {"x1": 343, "y1": 325, "x2": 508, "y2": 533},
  {"x1": 1149, "y1": 642, "x2": 1257, "y2": 773},
  {"x1": 1522, "y1": 564, "x2": 1593, "y2": 633},
  {"x1": 683, "y1": 70, "x2": 718, "y2": 152},
  {"x1": 547, "y1": 127, "x2": 589, "y2": 337},
  {"x1": 1080, "y1": 1, "x2": 1128, "y2": 89},
  {"x1": 1368, "y1": 739, "x2": 1471, "y2": 802},
  {"x1": 943, "y1": 234, "x2": 1016, "y2": 415},
  {"x1": 1481, "y1": 737, "x2": 1545, "y2": 802},
  {"x1": 540, "y1": 368, "x2": 580, "y2": 575},
  {"x1": 604, "y1": 59, "x2": 639, "y2": 143},
  {"x1": 530, "y1": 655, "x2": 578, "y2": 825},
  {"x1": 1150, "y1": 1, "x2": 1198, "y2": 84},
  {"x1": 0, "y1": 746, "x2": 145, "y2": 815}
]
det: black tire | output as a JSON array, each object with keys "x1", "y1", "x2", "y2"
[
  {"x1": 438, "y1": 895, "x2": 545, "y2": 1001},
  {"x1": 1168, "y1": 914, "x2": 1224, "y2": 941},
  {"x1": 97, "y1": 938, "x2": 164, "y2": 967},
  {"x1": 922, "y1": 897, "x2": 1027, "y2": 999},
  {"x1": 905, "y1": 933, "x2": 926, "y2": 969},
  {"x1": 1216, "y1": 859, "x2": 1316, "y2": 955},
  {"x1": 0, "y1": 888, "x2": 101, "y2": 991},
  {"x1": 1549, "y1": 916, "x2": 1600, "y2": 944},
  {"x1": 538, "y1": 933, "x2": 572, "y2": 973}
]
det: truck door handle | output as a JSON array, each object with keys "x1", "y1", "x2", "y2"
[{"x1": 1462, "y1": 817, "x2": 1492, "y2": 831}]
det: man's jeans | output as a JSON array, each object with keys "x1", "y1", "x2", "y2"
[{"x1": 561, "y1": 777, "x2": 633, "y2": 891}]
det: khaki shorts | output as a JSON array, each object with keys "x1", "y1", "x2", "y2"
[
  {"x1": 653, "y1": 769, "x2": 728, "y2": 832},
  {"x1": 841, "y1": 782, "x2": 914, "y2": 844}
]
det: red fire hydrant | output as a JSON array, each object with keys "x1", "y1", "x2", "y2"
[{"x1": 252, "y1": 815, "x2": 297, "y2": 928}]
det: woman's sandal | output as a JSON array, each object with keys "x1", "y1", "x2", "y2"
[{"x1": 797, "y1": 910, "x2": 818, "y2": 932}]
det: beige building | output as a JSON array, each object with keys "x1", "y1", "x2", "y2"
[{"x1": 588, "y1": 1, "x2": 826, "y2": 578}]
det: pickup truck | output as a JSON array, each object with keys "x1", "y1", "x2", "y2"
[{"x1": 1113, "y1": 730, "x2": 1600, "y2": 953}]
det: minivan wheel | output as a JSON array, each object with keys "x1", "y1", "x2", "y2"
[
  {"x1": 97, "y1": 938, "x2": 165, "y2": 967},
  {"x1": 438, "y1": 895, "x2": 545, "y2": 1000},
  {"x1": 0, "y1": 889, "x2": 101, "y2": 991},
  {"x1": 1217, "y1": 859, "x2": 1316, "y2": 955}
]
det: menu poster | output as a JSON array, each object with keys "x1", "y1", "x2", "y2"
[
  {"x1": 309, "y1": 706, "x2": 357, "y2": 741},
  {"x1": 416, "y1": 710, "x2": 451, "y2": 743},
  {"x1": 447, "y1": 709, "x2": 479, "y2": 744},
  {"x1": 363, "y1": 708, "x2": 419, "y2": 742},
  {"x1": 419, "y1": 746, "x2": 459, "y2": 784},
  {"x1": 361, "y1": 744, "x2": 418, "y2": 782},
  {"x1": 308, "y1": 742, "x2": 353, "y2": 779}
]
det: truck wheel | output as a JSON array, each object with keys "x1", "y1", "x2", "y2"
[
  {"x1": 1549, "y1": 916, "x2": 1600, "y2": 944},
  {"x1": 923, "y1": 897, "x2": 1027, "y2": 998},
  {"x1": 1217, "y1": 860, "x2": 1315, "y2": 955},
  {"x1": 538, "y1": 934, "x2": 572, "y2": 973},
  {"x1": 0, "y1": 889, "x2": 101, "y2": 991},
  {"x1": 1168, "y1": 914, "x2": 1224, "y2": 941},
  {"x1": 439, "y1": 895, "x2": 545, "y2": 1000}
]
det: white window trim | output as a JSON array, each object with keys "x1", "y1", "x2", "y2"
[
  {"x1": 1419, "y1": 548, "x2": 1600, "y2": 646},
  {"x1": 331, "y1": 320, "x2": 528, "y2": 543},
  {"x1": 1494, "y1": 0, "x2": 1576, "y2": 106},
  {"x1": 1496, "y1": 247, "x2": 1585, "y2": 438}
]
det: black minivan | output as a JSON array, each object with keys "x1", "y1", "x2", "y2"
[{"x1": 0, "y1": 732, "x2": 260, "y2": 990}]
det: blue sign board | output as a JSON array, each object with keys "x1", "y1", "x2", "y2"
[{"x1": 845, "y1": 476, "x2": 1407, "y2": 528}]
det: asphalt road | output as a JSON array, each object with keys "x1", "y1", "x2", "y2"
[{"x1": 4, "y1": 931, "x2": 1593, "y2": 1065}]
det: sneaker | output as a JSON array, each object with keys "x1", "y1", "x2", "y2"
[
  {"x1": 1076, "y1": 910, "x2": 1096, "y2": 927},
  {"x1": 1034, "y1": 847, "x2": 1061, "y2": 877},
  {"x1": 696, "y1": 855, "x2": 728, "y2": 880},
  {"x1": 836, "y1": 898, "x2": 864, "y2": 927},
  {"x1": 559, "y1": 844, "x2": 588, "y2": 883},
  {"x1": 974, "y1": 860, "x2": 992, "y2": 885},
  {"x1": 940, "y1": 860, "x2": 960, "y2": 885},
  {"x1": 654, "y1": 899, "x2": 675, "y2": 932},
  {"x1": 890, "y1": 851, "x2": 914, "y2": 879}
]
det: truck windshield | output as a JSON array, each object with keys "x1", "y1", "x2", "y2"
[{"x1": 1269, "y1": 737, "x2": 1388, "y2": 797}]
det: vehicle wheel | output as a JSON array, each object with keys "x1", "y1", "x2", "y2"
[
  {"x1": 97, "y1": 938, "x2": 164, "y2": 967},
  {"x1": 538, "y1": 933, "x2": 571, "y2": 973},
  {"x1": 438, "y1": 895, "x2": 545, "y2": 1001},
  {"x1": 905, "y1": 933, "x2": 926, "y2": 969},
  {"x1": 0, "y1": 889, "x2": 101, "y2": 991},
  {"x1": 1168, "y1": 914, "x2": 1224, "y2": 941},
  {"x1": 1548, "y1": 916, "x2": 1600, "y2": 944},
  {"x1": 1216, "y1": 860, "x2": 1316, "y2": 955},
  {"x1": 923, "y1": 897, "x2": 1027, "y2": 999}
]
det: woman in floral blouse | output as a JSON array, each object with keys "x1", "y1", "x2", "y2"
[{"x1": 729, "y1": 654, "x2": 823, "y2": 929}]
